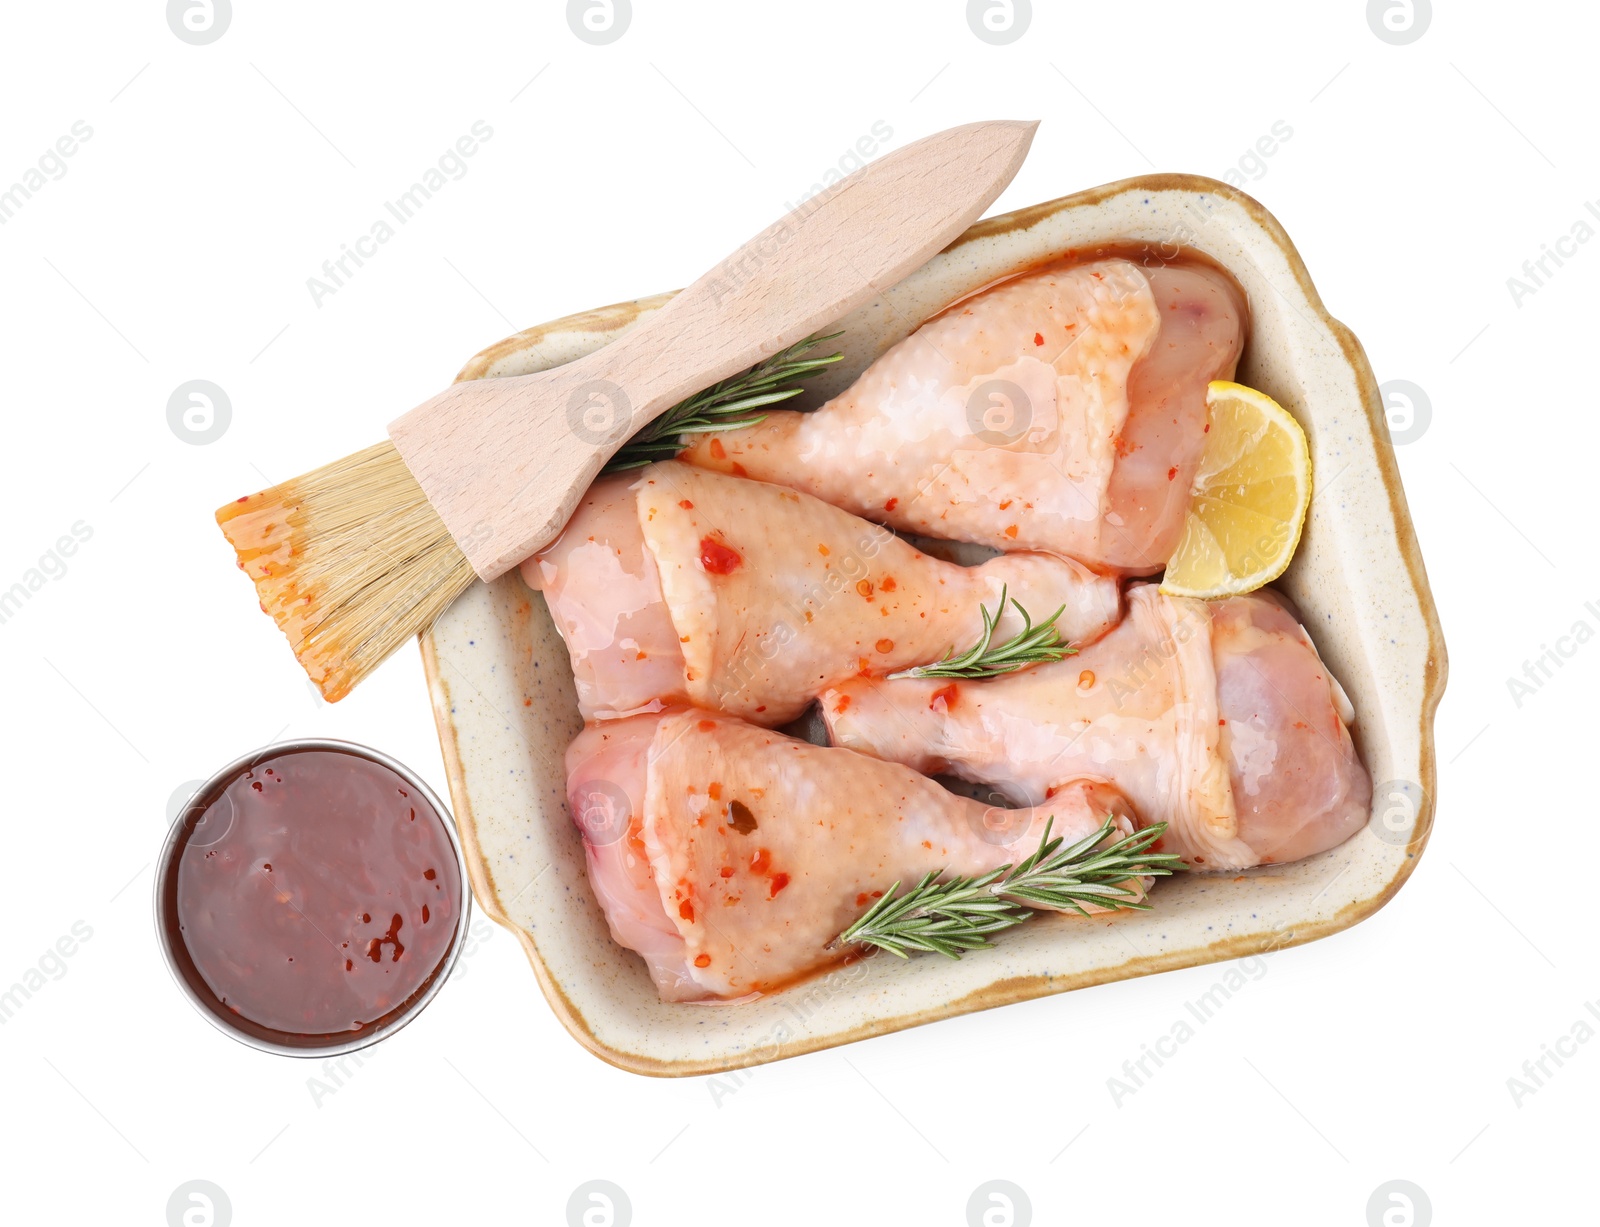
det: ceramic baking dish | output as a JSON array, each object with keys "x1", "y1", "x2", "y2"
[{"x1": 419, "y1": 173, "x2": 1447, "y2": 1076}]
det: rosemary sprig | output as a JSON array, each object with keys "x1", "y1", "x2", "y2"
[
  {"x1": 603, "y1": 332, "x2": 845, "y2": 472},
  {"x1": 836, "y1": 818, "x2": 1181, "y2": 960},
  {"x1": 887, "y1": 584, "x2": 1076, "y2": 681}
]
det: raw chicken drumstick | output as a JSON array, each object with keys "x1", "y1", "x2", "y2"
[
  {"x1": 566, "y1": 709, "x2": 1146, "y2": 1002},
  {"x1": 684, "y1": 256, "x2": 1247, "y2": 574},
  {"x1": 820, "y1": 586, "x2": 1370, "y2": 871},
  {"x1": 522, "y1": 460, "x2": 1120, "y2": 724}
]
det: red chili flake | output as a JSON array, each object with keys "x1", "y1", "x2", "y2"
[
  {"x1": 698, "y1": 719, "x2": 716, "y2": 732},
  {"x1": 999, "y1": 499, "x2": 1013, "y2": 510},
  {"x1": 719, "y1": 866, "x2": 735, "y2": 878},
  {"x1": 1078, "y1": 670, "x2": 1095, "y2": 688},
  {"x1": 679, "y1": 900, "x2": 695, "y2": 921},
  {"x1": 880, "y1": 577, "x2": 896, "y2": 592},
  {"x1": 768, "y1": 873, "x2": 790, "y2": 898},
  {"x1": 694, "y1": 953, "x2": 712, "y2": 967},
  {"x1": 884, "y1": 497, "x2": 899, "y2": 512},
  {"x1": 523, "y1": 698, "x2": 533, "y2": 706},
  {"x1": 834, "y1": 695, "x2": 852, "y2": 714},
  {"x1": 1219, "y1": 718, "x2": 1227, "y2": 726},
  {"x1": 930, "y1": 683, "x2": 959, "y2": 711},
  {"x1": 1033, "y1": 332, "x2": 1045, "y2": 346},
  {"x1": 750, "y1": 848, "x2": 772, "y2": 874},
  {"x1": 699, "y1": 536, "x2": 742, "y2": 574},
  {"x1": 678, "y1": 499, "x2": 694, "y2": 509},
  {"x1": 818, "y1": 543, "x2": 830, "y2": 556},
  {"x1": 708, "y1": 438, "x2": 726, "y2": 460},
  {"x1": 754, "y1": 704, "x2": 766, "y2": 713},
  {"x1": 1003, "y1": 524, "x2": 1018, "y2": 539},
  {"x1": 1167, "y1": 466, "x2": 1179, "y2": 481},
  {"x1": 423, "y1": 868, "x2": 437, "y2": 880},
  {"x1": 876, "y1": 638, "x2": 894, "y2": 653}
]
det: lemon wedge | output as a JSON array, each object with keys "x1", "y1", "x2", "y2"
[{"x1": 1158, "y1": 381, "x2": 1312, "y2": 599}]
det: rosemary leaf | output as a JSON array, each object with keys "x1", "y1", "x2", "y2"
[
  {"x1": 887, "y1": 584, "x2": 1077, "y2": 681},
  {"x1": 835, "y1": 817, "x2": 1182, "y2": 960},
  {"x1": 603, "y1": 332, "x2": 844, "y2": 473},
  {"x1": 841, "y1": 872, "x2": 1030, "y2": 959}
]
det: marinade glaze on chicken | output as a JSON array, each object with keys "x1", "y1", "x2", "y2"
[
  {"x1": 566, "y1": 711, "x2": 1142, "y2": 1001},
  {"x1": 684, "y1": 257, "x2": 1247, "y2": 574},
  {"x1": 822, "y1": 587, "x2": 1370, "y2": 871},
  {"x1": 524, "y1": 461, "x2": 1120, "y2": 723}
]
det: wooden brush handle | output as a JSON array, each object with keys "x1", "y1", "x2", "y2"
[{"x1": 388, "y1": 119, "x2": 1038, "y2": 581}]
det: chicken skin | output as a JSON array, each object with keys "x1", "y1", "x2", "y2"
[
  {"x1": 523, "y1": 461, "x2": 1120, "y2": 724},
  {"x1": 684, "y1": 257, "x2": 1247, "y2": 574},
  {"x1": 821, "y1": 586, "x2": 1370, "y2": 870},
  {"x1": 566, "y1": 710, "x2": 1143, "y2": 1001}
]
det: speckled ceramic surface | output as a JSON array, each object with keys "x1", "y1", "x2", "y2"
[{"x1": 420, "y1": 174, "x2": 1447, "y2": 1076}]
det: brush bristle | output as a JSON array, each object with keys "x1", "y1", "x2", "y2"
[{"x1": 216, "y1": 441, "x2": 478, "y2": 701}]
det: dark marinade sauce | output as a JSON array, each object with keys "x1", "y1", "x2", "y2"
[{"x1": 174, "y1": 748, "x2": 460, "y2": 1036}]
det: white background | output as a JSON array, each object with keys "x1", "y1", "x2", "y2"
[{"x1": 0, "y1": 2, "x2": 1589, "y2": 1224}]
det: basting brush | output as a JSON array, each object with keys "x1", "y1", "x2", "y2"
[{"x1": 217, "y1": 120, "x2": 1039, "y2": 701}]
